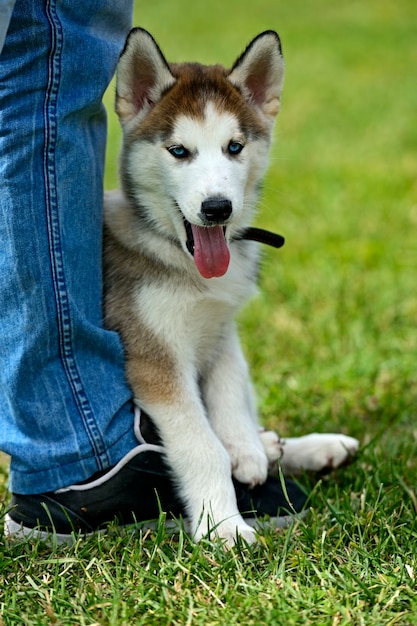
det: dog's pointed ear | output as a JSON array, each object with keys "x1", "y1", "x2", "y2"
[
  {"x1": 115, "y1": 28, "x2": 176, "y2": 125},
  {"x1": 228, "y1": 31, "x2": 284, "y2": 123}
]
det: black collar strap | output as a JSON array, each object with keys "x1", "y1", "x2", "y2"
[{"x1": 235, "y1": 227, "x2": 285, "y2": 249}]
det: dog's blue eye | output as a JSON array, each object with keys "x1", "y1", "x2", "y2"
[
  {"x1": 168, "y1": 145, "x2": 189, "y2": 159},
  {"x1": 228, "y1": 141, "x2": 244, "y2": 156}
]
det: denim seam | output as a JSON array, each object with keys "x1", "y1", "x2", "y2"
[{"x1": 43, "y1": 0, "x2": 109, "y2": 469}]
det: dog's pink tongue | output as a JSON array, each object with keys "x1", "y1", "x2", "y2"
[{"x1": 191, "y1": 225, "x2": 230, "y2": 278}]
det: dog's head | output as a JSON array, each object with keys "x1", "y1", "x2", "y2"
[{"x1": 115, "y1": 29, "x2": 284, "y2": 278}]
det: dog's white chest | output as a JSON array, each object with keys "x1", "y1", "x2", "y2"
[{"x1": 133, "y1": 248, "x2": 256, "y2": 366}]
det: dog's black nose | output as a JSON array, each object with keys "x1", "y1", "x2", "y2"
[{"x1": 201, "y1": 198, "x2": 232, "y2": 224}]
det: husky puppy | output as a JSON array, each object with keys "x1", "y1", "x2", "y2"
[{"x1": 104, "y1": 29, "x2": 358, "y2": 544}]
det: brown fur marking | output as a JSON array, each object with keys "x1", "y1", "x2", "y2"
[
  {"x1": 129, "y1": 63, "x2": 268, "y2": 142},
  {"x1": 103, "y1": 227, "x2": 180, "y2": 406}
]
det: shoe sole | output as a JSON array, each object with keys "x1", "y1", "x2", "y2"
[
  {"x1": 3, "y1": 513, "x2": 184, "y2": 545},
  {"x1": 4, "y1": 510, "x2": 308, "y2": 545}
]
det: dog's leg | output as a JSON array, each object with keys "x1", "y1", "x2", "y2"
[
  {"x1": 278, "y1": 433, "x2": 359, "y2": 475},
  {"x1": 203, "y1": 326, "x2": 279, "y2": 486},
  {"x1": 141, "y1": 394, "x2": 258, "y2": 544},
  {"x1": 129, "y1": 357, "x2": 257, "y2": 545},
  {"x1": 203, "y1": 328, "x2": 359, "y2": 479}
]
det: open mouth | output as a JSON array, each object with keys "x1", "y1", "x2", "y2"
[{"x1": 183, "y1": 218, "x2": 230, "y2": 279}]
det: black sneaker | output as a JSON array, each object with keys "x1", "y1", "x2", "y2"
[
  {"x1": 4, "y1": 410, "x2": 308, "y2": 543},
  {"x1": 5, "y1": 447, "x2": 183, "y2": 543}
]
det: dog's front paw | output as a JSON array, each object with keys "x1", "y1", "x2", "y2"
[
  {"x1": 228, "y1": 443, "x2": 268, "y2": 487},
  {"x1": 259, "y1": 429, "x2": 283, "y2": 464},
  {"x1": 194, "y1": 516, "x2": 257, "y2": 547},
  {"x1": 280, "y1": 433, "x2": 359, "y2": 475}
]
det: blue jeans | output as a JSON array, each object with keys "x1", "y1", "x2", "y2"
[{"x1": 0, "y1": 0, "x2": 138, "y2": 494}]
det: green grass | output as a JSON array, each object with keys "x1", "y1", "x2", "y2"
[{"x1": 1, "y1": 0, "x2": 417, "y2": 624}]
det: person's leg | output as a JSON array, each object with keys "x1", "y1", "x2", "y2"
[{"x1": 0, "y1": 0, "x2": 138, "y2": 494}]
